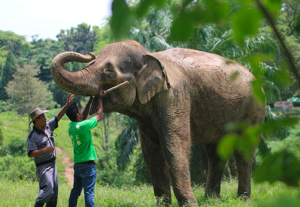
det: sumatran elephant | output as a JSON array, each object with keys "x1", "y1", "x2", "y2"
[{"x1": 51, "y1": 40, "x2": 265, "y2": 206}]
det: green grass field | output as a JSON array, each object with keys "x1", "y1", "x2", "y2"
[{"x1": 0, "y1": 179, "x2": 299, "y2": 207}]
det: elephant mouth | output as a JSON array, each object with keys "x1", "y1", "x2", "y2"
[{"x1": 89, "y1": 81, "x2": 132, "y2": 115}]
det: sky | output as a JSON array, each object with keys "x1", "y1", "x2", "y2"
[{"x1": 0, "y1": 0, "x2": 113, "y2": 41}]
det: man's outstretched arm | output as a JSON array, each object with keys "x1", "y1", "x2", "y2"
[{"x1": 57, "y1": 93, "x2": 74, "y2": 121}]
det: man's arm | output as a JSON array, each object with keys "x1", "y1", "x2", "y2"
[
  {"x1": 57, "y1": 93, "x2": 74, "y2": 121},
  {"x1": 82, "y1": 96, "x2": 93, "y2": 121},
  {"x1": 95, "y1": 91, "x2": 106, "y2": 121},
  {"x1": 95, "y1": 99, "x2": 104, "y2": 122},
  {"x1": 29, "y1": 147, "x2": 54, "y2": 158},
  {"x1": 83, "y1": 91, "x2": 106, "y2": 121}
]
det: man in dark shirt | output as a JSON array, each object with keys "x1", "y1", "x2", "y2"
[{"x1": 27, "y1": 93, "x2": 74, "y2": 207}]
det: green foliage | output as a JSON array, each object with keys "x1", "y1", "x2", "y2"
[
  {"x1": 5, "y1": 64, "x2": 53, "y2": 121},
  {"x1": 0, "y1": 138, "x2": 27, "y2": 157},
  {"x1": 111, "y1": 0, "x2": 133, "y2": 40},
  {"x1": 0, "y1": 155, "x2": 36, "y2": 181},
  {"x1": 96, "y1": 142, "x2": 136, "y2": 186},
  {"x1": 254, "y1": 149, "x2": 300, "y2": 187},
  {"x1": 232, "y1": 7, "x2": 262, "y2": 45},
  {"x1": 49, "y1": 80, "x2": 82, "y2": 108},
  {"x1": 56, "y1": 23, "x2": 99, "y2": 55},
  {"x1": 0, "y1": 119, "x2": 3, "y2": 146},
  {"x1": 29, "y1": 38, "x2": 65, "y2": 82},
  {"x1": 0, "y1": 100, "x2": 13, "y2": 113},
  {"x1": 0, "y1": 51, "x2": 17, "y2": 100},
  {"x1": 93, "y1": 25, "x2": 117, "y2": 54},
  {"x1": 115, "y1": 114, "x2": 139, "y2": 170},
  {"x1": 0, "y1": 30, "x2": 26, "y2": 58}
]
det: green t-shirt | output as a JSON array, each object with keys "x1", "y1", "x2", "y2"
[{"x1": 68, "y1": 117, "x2": 98, "y2": 163}]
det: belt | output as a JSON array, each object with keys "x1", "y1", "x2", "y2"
[
  {"x1": 35, "y1": 157, "x2": 56, "y2": 167},
  {"x1": 75, "y1": 160, "x2": 95, "y2": 165}
]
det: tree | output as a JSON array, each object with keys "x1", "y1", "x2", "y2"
[
  {"x1": 0, "y1": 30, "x2": 26, "y2": 58},
  {"x1": 29, "y1": 38, "x2": 65, "y2": 82},
  {"x1": 99, "y1": 113, "x2": 112, "y2": 151},
  {"x1": 5, "y1": 64, "x2": 53, "y2": 130},
  {"x1": 57, "y1": 23, "x2": 99, "y2": 55},
  {"x1": 0, "y1": 51, "x2": 17, "y2": 100}
]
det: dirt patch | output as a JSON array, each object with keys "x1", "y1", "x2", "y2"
[{"x1": 56, "y1": 147, "x2": 74, "y2": 187}]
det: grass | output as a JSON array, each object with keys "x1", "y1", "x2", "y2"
[{"x1": 0, "y1": 179, "x2": 299, "y2": 207}]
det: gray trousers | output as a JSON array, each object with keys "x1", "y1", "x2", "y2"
[{"x1": 35, "y1": 162, "x2": 58, "y2": 203}]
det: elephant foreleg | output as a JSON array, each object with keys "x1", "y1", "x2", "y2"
[
  {"x1": 204, "y1": 144, "x2": 226, "y2": 198},
  {"x1": 234, "y1": 149, "x2": 255, "y2": 199},
  {"x1": 139, "y1": 130, "x2": 172, "y2": 206},
  {"x1": 156, "y1": 120, "x2": 198, "y2": 206}
]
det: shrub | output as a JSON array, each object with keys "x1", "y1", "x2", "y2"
[
  {"x1": 0, "y1": 138, "x2": 27, "y2": 157},
  {"x1": 0, "y1": 100, "x2": 13, "y2": 112},
  {"x1": 0, "y1": 155, "x2": 36, "y2": 181}
]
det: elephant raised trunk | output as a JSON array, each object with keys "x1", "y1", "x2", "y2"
[{"x1": 50, "y1": 51, "x2": 100, "y2": 96}]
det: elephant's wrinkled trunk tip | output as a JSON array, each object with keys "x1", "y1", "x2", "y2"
[{"x1": 89, "y1": 52, "x2": 96, "y2": 59}]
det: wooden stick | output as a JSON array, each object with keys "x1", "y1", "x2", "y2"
[{"x1": 106, "y1": 81, "x2": 129, "y2": 93}]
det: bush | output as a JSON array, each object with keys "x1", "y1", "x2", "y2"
[
  {"x1": 0, "y1": 155, "x2": 36, "y2": 181},
  {"x1": 0, "y1": 138, "x2": 27, "y2": 157},
  {"x1": 0, "y1": 100, "x2": 13, "y2": 112},
  {"x1": 0, "y1": 119, "x2": 3, "y2": 146}
]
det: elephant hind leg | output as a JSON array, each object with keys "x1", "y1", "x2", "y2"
[
  {"x1": 234, "y1": 149, "x2": 255, "y2": 199},
  {"x1": 203, "y1": 144, "x2": 226, "y2": 198}
]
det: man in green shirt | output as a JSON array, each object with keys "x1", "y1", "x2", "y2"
[{"x1": 66, "y1": 91, "x2": 106, "y2": 207}]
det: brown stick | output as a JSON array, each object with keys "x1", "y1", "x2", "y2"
[{"x1": 106, "y1": 81, "x2": 129, "y2": 93}]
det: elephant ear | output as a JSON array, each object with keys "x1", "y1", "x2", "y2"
[{"x1": 136, "y1": 54, "x2": 171, "y2": 104}]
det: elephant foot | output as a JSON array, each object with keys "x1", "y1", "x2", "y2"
[
  {"x1": 156, "y1": 195, "x2": 172, "y2": 207},
  {"x1": 204, "y1": 192, "x2": 221, "y2": 199},
  {"x1": 237, "y1": 192, "x2": 252, "y2": 203},
  {"x1": 176, "y1": 195, "x2": 198, "y2": 207}
]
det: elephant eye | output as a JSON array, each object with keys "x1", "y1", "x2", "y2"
[{"x1": 105, "y1": 63, "x2": 114, "y2": 73}]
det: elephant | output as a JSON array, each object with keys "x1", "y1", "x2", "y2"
[{"x1": 51, "y1": 40, "x2": 265, "y2": 206}]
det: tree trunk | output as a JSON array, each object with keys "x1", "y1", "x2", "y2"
[
  {"x1": 28, "y1": 115, "x2": 31, "y2": 133},
  {"x1": 101, "y1": 115, "x2": 109, "y2": 151}
]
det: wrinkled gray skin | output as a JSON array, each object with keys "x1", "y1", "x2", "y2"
[{"x1": 51, "y1": 40, "x2": 265, "y2": 206}]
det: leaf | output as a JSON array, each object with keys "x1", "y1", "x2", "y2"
[
  {"x1": 111, "y1": 0, "x2": 133, "y2": 40},
  {"x1": 217, "y1": 135, "x2": 237, "y2": 160},
  {"x1": 252, "y1": 79, "x2": 266, "y2": 105},
  {"x1": 274, "y1": 67, "x2": 291, "y2": 84},
  {"x1": 232, "y1": 8, "x2": 262, "y2": 45},
  {"x1": 254, "y1": 149, "x2": 300, "y2": 187},
  {"x1": 135, "y1": 0, "x2": 168, "y2": 18},
  {"x1": 295, "y1": 15, "x2": 300, "y2": 32},
  {"x1": 205, "y1": 0, "x2": 230, "y2": 24},
  {"x1": 170, "y1": 13, "x2": 194, "y2": 42},
  {"x1": 262, "y1": 0, "x2": 283, "y2": 17}
]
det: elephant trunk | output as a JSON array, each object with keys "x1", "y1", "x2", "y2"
[{"x1": 50, "y1": 51, "x2": 100, "y2": 96}]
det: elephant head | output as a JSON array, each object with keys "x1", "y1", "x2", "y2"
[{"x1": 50, "y1": 40, "x2": 171, "y2": 113}]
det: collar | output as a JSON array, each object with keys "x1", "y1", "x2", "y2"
[
  {"x1": 33, "y1": 125, "x2": 49, "y2": 135},
  {"x1": 33, "y1": 126, "x2": 44, "y2": 135}
]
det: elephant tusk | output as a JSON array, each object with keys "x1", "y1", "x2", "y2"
[{"x1": 106, "y1": 81, "x2": 129, "y2": 93}]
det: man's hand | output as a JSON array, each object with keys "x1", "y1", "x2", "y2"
[
  {"x1": 57, "y1": 93, "x2": 75, "y2": 121},
  {"x1": 29, "y1": 147, "x2": 54, "y2": 158},
  {"x1": 44, "y1": 147, "x2": 55, "y2": 153},
  {"x1": 98, "y1": 90, "x2": 107, "y2": 99},
  {"x1": 66, "y1": 93, "x2": 75, "y2": 106}
]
